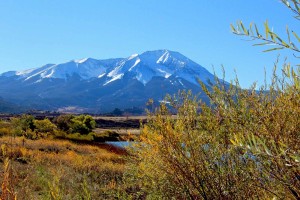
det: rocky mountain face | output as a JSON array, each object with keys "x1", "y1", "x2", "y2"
[{"x1": 0, "y1": 50, "x2": 215, "y2": 114}]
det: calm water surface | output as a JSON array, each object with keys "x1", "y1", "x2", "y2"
[{"x1": 105, "y1": 141, "x2": 133, "y2": 148}]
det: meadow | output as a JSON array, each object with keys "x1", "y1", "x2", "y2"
[
  {"x1": 0, "y1": 136, "x2": 128, "y2": 199},
  {"x1": 0, "y1": 115, "x2": 137, "y2": 199}
]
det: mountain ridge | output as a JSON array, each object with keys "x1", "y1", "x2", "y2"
[{"x1": 0, "y1": 50, "x2": 215, "y2": 114}]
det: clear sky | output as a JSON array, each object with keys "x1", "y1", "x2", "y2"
[{"x1": 0, "y1": 0, "x2": 298, "y2": 88}]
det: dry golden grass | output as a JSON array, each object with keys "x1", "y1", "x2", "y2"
[{"x1": 0, "y1": 136, "x2": 126, "y2": 199}]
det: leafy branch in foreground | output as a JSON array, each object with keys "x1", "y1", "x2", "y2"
[
  {"x1": 231, "y1": 0, "x2": 300, "y2": 54},
  {"x1": 231, "y1": 20, "x2": 300, "y2": 53},
  {"x1": 282, "y1": 0, "x2": 300, "y2": 19}
]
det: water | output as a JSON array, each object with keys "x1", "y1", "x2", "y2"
[{"x1": 105, "y1": 141, "x2": 132, "y2": 148}]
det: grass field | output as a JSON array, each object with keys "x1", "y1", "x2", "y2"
[{"x1": 0, "y1": 136, "x2": 127, "y2": 199}]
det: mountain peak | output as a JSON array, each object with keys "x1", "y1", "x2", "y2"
[
  {"x1": 139, "y1": 49, "x2": 190, "y2": 65},
  {"x1": 128, "y1": 53, "x2": 139, "y2": 60},
  {"x1": 75, "y1": 58, "x2": 89, "y2": 63},
  {"x1": 73, "y1": 57, "x2": 98, "y2": 64}
]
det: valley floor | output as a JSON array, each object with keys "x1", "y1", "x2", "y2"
[{"x1": 0, "y1": 136, "x2": 127, "y2": 199}]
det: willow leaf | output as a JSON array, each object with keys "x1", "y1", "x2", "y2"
[
  {"x1": 292, "y1": 31, "x2": 300, "y2": 42},
  {"x1": 253, "y1": 42, "x2": 271, "y2": 46},
  {"x1": 263, "y1": 47, "x2": 285, "y2": 52},
  {"x1": 254, "y1": 24, "x2": 260, "y2": 37}
]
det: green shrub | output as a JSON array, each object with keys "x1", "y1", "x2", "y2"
[
  {"x1": 53, "y1": 114, "x2": 96, "y2": 135},
  {"x1": 53, "y1": 114, "x2": 74, "y2": 132},
  {"x1": 12, "y1": 114, "x2": 35, "y2": 132},
  {"x1": 34, "y1": 118, "x2": 57, "y2": 137}
]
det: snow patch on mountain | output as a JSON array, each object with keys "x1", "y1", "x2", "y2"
[
  {"x1": 129, "y1": 58, "x2": 141, "y2": 71},
  {"x1": 104, "y1": 74, "x2": 124, "y2": 86},
  {"x1": 157, "y1": 69, "x2": 171, "y2": 78},
  {"x1": 156, "y1": 50, "x2": 171, "y2": 64},
  {"x1": 98, "y1": 73, "x2": 106, "y2": 78},
  {"x1": 16, "y1": 68, "x2": 36, "y2": 76},
  {"x1": 75, "y1": 58, "x2": 89, "y2": 63},
  {"x1": 128, "y1": 53, "x2": 138, "y2": 60}
]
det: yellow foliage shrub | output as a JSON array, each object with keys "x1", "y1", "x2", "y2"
[{"x1": 125, "y1": 66, "x2": 300, "y2": 199}]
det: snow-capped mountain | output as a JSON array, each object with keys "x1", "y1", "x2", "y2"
[{"x1": 0, "y1": 50, "x2": 215, "y2": 113}]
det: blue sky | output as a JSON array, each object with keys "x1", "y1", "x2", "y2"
[{"x1": 0, "y1": 0, "x2": 298, "y2": 87}]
